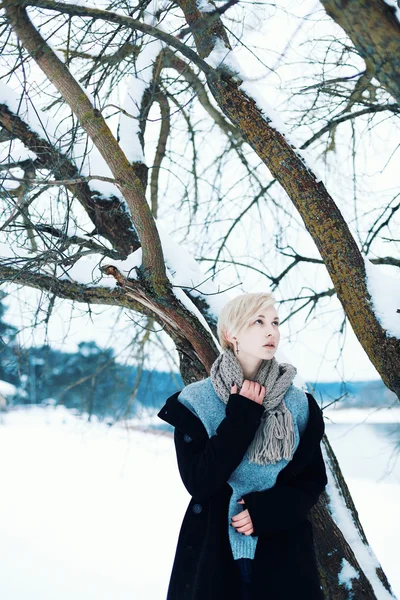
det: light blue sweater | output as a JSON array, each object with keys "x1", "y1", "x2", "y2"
[{"x1": 178, "y1": 377, "x2": 310, "y2": 560}]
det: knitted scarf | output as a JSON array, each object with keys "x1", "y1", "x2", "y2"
[{"x1": 210, "y1": 347, "x2": 297, "y2": 465}]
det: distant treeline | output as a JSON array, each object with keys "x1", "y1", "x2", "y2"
[
  {"x1": 0, "y1": 292, "x2": 183, "y2": 420},
  {"x1": 1, "y1": 339, "x2": 183, "y2": 420},
  {"x1": 0, "y1": 293, "x2": 395, "y2": 420}
]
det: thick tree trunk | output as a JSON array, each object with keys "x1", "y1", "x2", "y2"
[
  {"x1": 320, "y1": 0, "x2": 400, "y2": 104},
  {"x1": 315, "y1": 436, "x2": 395, "y2": 598}
]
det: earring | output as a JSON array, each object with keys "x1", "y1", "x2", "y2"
[{"x1": 236, "y1": 340, "x2": 239, "y2": 355}]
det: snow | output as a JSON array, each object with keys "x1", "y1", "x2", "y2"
[
  {"x1": 382, "y1": 0, "x2": 400, "y2": 23},
  {"x1": 364, "y1": 257, "x2": 400, "y2": 338},
  {"x1": 57, "y1": 247, "x2": 143, "y2": 286},
  {"x1": 0, "y1": 239, "x2": 32, "y2": 261},
  {"x1": 0, "y1": 81, "x2": 48, "y2": 142},
  {"x1": 0, "y1": 80, "x2": 128, "y2": 203},
  {"x1": 0, "y1": 404, "x2": 180, "y2": 600},
  {"x1": 118, "y1": 0, "x2": 165, "y2": 164},
  {"x1": 338, "y1": 558, "x2": 360, "y2": 591},
  {"x1": 156, "y1": 221, "x2": 227, "y2": 323},
  {"x1": 0, "y1": 380, "x2": 17, "y2": 397},
  {"x1": 322, "y1": 435, "x2": 396, "y2": 600},
  {"x1": 119, "y1": 36, "x2": 164, "y2": 164},
  {"x1": 0, "y1": 403, "x2": 399, "y2": 600},
  {"x1": 196, "y1": 0, "x2": 215, "y2": 13}
]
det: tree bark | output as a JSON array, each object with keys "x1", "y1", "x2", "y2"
[{"x1": 320, "y1": 0, "x2": 400, "y2": 104}]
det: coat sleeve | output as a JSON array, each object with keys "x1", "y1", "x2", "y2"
[
  {"x1": 174, "y1": 393, "x2": 265, "y2": 502},
  {"x1": 242, "y1": 443, "x2": 327, "y2": 535}
]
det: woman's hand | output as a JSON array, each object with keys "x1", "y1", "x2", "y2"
[
  {"x1": 231, "y1": 499, "x2": 254, "y2": 535},
  {"x1": 231, "y1": 380, "x2": 265, "y2": 405}
]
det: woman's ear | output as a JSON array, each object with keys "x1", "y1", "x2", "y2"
[{"x1": 225, "y1": 329, "x2": 234, "y2": 344}]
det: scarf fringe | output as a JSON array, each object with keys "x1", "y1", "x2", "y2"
[{"x1": 247, "y1": 408, "x2": 296, "y2": 464}]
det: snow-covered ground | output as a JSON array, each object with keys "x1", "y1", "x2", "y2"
[{"x1": 0, "y1": 403, "x2": 399, "y2": 599}]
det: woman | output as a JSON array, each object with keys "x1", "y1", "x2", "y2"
[{"x1": 157, "y1": 292, "x2": 327, "y2": 600}]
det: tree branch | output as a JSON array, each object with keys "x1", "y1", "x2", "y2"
[
  {"x1": 0, "y1": 103, "x2": 140, "y2": 257},
  {"x1": 150, "y1": 89, "x2": 170, "y2": 219},
  {"x1": 320, "y1": 0, "x2": 400, "y2": 104},
  {"x1": 4, "y1": 4, "x2": 168, "y2": 290},
  {"x1": 301, "y1": 103, "x2": 400, "y2": 149},
  {"x1": 159, "y1": 47, "x2": 239, "y2": 138},
  {"x1": 0, "y1": 0, "x2": 215, "y2": 77}
]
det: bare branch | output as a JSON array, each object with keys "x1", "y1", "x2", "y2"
[
  {"x1": 0, "y1": 0, "x2": 215, "y2": 76},
  {"x1": 150, "y1": 90, "x2": 170, "y2": 218},
  {"x1": 4, "y1": 4, "x2": 168, "y2": 289},
  {"x1": 320, "y1": 0, "x2": 400, "y2": 104},
  {"x1": 301, "y1": 103, "x2": 400, "y2": 149},
  {"x1": 0, "y1": 103, "x2": 140, "y2": 257}
]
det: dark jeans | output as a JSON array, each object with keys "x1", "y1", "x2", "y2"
[{"x1": 236, "y1": 558, "x2": 254, "y2": 600}]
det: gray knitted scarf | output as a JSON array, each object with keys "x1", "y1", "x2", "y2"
[{"x1": 210, "y1": 347, "x2": 297, "y2": 465}]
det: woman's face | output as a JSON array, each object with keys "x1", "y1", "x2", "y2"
[{"x1": 231, "y1": 304, "x2": 280, "y2": 362}]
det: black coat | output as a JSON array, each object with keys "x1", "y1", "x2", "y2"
[{"x1": 157, "y1": 389, "x2": 327, "y2": 600}]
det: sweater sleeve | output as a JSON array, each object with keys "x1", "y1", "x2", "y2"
[
  {"x1": 174, "y1": 393, "x2": 265, "y2": 502},
  {"x1": 242, "y1": 443, "x2": 327, "y2": 535}
]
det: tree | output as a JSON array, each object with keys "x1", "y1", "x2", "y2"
[
  {"x1": 0, "y1": 290, "x2": 19, "y2": 384},
  {"x1": 0, "y1": 0, "x2": 399, "y2": 596}
]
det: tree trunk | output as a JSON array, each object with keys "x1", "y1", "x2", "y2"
[{"x1": 320, "y1": 0, "x2": 400, "y2": 104}]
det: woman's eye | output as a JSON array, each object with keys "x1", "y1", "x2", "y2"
[{"x1": 255, "y1": 319, "x2": 263, "y2": 324}]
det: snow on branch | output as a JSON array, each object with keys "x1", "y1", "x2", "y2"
[
  {"x1": 364, "y1": 257, "x2": 400, "y2": 339},
  {"x1": 205, "y1": 39, "x2": 323, "y2": 183},
  {"x1": 322, "y1": 443, "x2": 394, "y2": 600},
  {"x1": 0, "y1": 80, "x2": 126, "y2": 202},
  {"x1": 119, "y1": 35, "x2": 164, "y2": 164},
  {"x1": 382, "y1": 0, "x2": 400, "y2": 23}
]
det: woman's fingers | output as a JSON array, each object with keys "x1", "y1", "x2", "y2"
[
  {"x1": 232, "y1": 512, "x2": 249, "y2": 525},
  {"x1": 232, "y1": 520, "x2": 254, "y2": 535},
  {"x1": 237, "y1": 524, "x2": 254, "y2": 535},
  {"x1": 231, "y1": 509, "x2": 254, "y2": 535},
  {"x1": 235, "y1": 380, "x2": 266, "y2": 404}
]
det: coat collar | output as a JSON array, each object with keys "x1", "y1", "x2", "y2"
[
  {"x1": 158, "y1": 391, "x2": 209, "y2": 440},
  {"x1": 157, "y1": 390, "x2": 325, "y2": 472}
]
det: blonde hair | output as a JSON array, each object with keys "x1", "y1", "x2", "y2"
[{"x1": 217, "y1": 292, "x2": 276, "y2": 351}]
